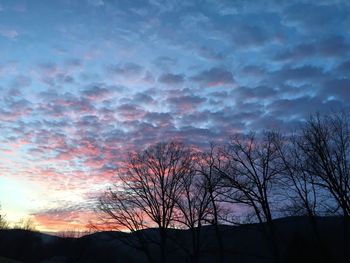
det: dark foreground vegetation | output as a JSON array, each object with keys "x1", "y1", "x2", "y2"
[{"x1": 0, "y1": 216, "x2": 348, "y2": 263}]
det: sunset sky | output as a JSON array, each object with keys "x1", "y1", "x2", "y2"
[{"x1": 0, "y1": 0, "x2": 349, "y2": 232}]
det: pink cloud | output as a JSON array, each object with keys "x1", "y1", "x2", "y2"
[{"x1": 33, "y1": 209, "x2": 96, "y2": 232}]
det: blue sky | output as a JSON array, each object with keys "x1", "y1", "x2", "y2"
[{"x1": 0, "y1": 0, "x2": 349, "y2": 231}]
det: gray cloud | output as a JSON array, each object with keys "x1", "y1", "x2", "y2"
[
  {"x1": 191, "y1": 67, "x2": 235, "y2": 87},
  {"x1": 107, "y1": 62, "x2": 144, "y2": 78},
  {"x1": 158, "y1": 73, "x2": 185, "y2": 84}
]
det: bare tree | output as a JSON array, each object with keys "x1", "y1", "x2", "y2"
[
  {"x1": 275, "y1": 132, "x2": 325, "y2": 251},
  {"x1": 99, "y1": 189, "x2": 155, "y2": 263},
  {"x1": 196, "y1": 145, "x2": 226, "y2": 263},
  {"x1": 0, "y1": 205, "x2": 8, "y2": 230},
  {"x1": 276, "y1": 134, "x2": 319, "y2": 218},
  {"x1": 173, "y1": 152, "x2": 213, "y2": 263},
  {"x1": 298, "y1": 112, "x2": 350, "y2": 215},
  {"x1": 13, "y1": 217, "x2": 36, "y2": 231},
  {"x1": 217, "y1": 131, "x2": 283, "y2": 263},
  {"x1": 297, "y1": 112, "x2": 350, "y2": 262},
  {"x1": 98, "y1": 141, "x2": 195, "y2": 263}
]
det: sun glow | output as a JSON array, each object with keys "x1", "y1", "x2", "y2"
[{"x1": 0, "y1": 177, "x2": 43, "y2": 223}]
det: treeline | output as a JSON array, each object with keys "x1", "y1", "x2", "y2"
[
  {"x1": 97, "y1": 112, "x2": 350, "y2": 263},
  {"x1": 0, "y1": 208, "x2": 36, "y2": 232}
]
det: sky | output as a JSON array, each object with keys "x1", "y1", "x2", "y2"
[{"x1": 0, "y1": 0, "x2": 349, "y2": 232}]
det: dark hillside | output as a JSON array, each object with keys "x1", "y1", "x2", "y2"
[{"x1": 0, "y1": 216, "x2": 347, "y2": 263}]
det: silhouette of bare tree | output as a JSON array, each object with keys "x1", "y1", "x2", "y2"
[{"x1": 99, "y1": 141, "x2": 196, "y2": 263}]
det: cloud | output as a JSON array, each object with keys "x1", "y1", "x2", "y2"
[
  {"x1": 11, "y1": 75, "x2": 32, "y2": 88},
  {"x1": 337, "y1": 60, "x2": 350, "y2": 75},
  {"x1": 191, "y1": 67, "x2": 235, "y2": 87},
  {"x1": 282, "y1": 3, "x2": 348, "y2": 32},
  {"x1": 153, "y1": 56, "x2": 177, "y2": 69},
  {"x1": 133, "y1": 92, "x2": 155, "y2": 104},
  {"x1": 116, "y1": 103, "x2": 146, "y2": 121},
  {"x1": 318, "y1": 35, "x2": 350, "y2": 57},
  {"x1": 321, "y1": 78, "x2": 350, "y2": 101},
  {"x1": 274, "y1": 43, "x2": 317, "y2": 61},
  {"x1": 36, "y1": 62, "x2": 77, "y2": 86},
  {"x1": 158, "y1": 73, "x2": 185, "y2": 84},
  {"x1": 240, "y1": 65, "x2": 266, "y2": 78},
  {"x1": 196, "y1": 46, "x2": 224, "y2": 61},
  {"x1": 32, "y1": 206, "x2": 96, "y2": 232},
  {"x1": 144, "y1": 112, "x2": 173, "y2": 126},
  {"x1": 269, "y1": 35, "x2": 350, "y2": 63},
  {"x1": 231, "y1": 24, "x2": 270, "y2": 48},
  {"x1": 82, "y1": 84, "x2": 115, "y2": 100},
  {"x1": 232, "y1": 86, "x2": 278, "y2": 102},
  {"x1": 0, "y1": 97, "x2": 32, "y2": 121},
  {"x1": 37, "y1": 92, "x2": 96, "y2": 117},
  {"x1": 107, "y1": 62, "x2": 144, "y2": 78},
  {"x1": 267, "y1": 96, "x2": 342, "y2": 119},
  {"x1": 166, "y1": 95, "x2": 206, "y2": 112},
  {"x1": 271, "y1": 65, "x2": 326, "y2": 83}
]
